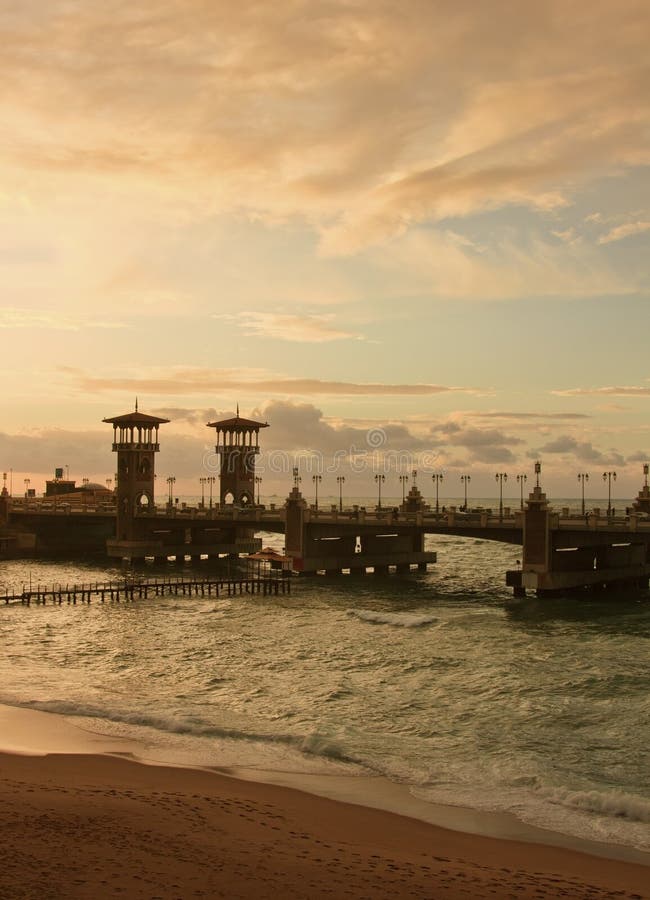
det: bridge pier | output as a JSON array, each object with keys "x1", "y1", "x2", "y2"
[
  {"x1": 284, "y1": 487, "x2": 436, "y2": 576},
  {"x1": 507, "y1": 485, "x2": 650, "y2": 596}
]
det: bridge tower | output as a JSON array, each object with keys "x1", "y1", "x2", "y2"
[
  {"x1": 0, "y1": 472, "x2": 8, "y2": 527},
  {"x1": 207, "y1": 408, "x2": 269, "y2": 506},
  {"x1": 103, "y1": 404, "x2": 169, "y2": 541},
  {"x1": 632, "y1": 463, "x2": 650, "y2": 514}
]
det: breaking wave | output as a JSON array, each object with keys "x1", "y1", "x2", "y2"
[
  {"x1": 347, "y1": 609, "x2": 438, "y2": 628},
  {"x1": 541, "y1": 785, "x2": 650, "y2": 825}
]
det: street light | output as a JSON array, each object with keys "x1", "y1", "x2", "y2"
[
  {"x1": 411, "y1": 468, "x2": 417, "y2": 486},
  {"x1": 312, "y1": 474, "x2": 322, "y2": 510},
  {"x1": 255, "y1": 475, "x2": 262, "y2": 506},
  {"x1": 292, "y1": 466, "x2": 301, "y2": 489},
  {"x1": 577, "y1": 473, "x2": 589, "y2": 515},
  {"x1": 24, "y1": 477, "x2": 30, "y2": 498},
  {"x1": 82, "y1": 477, "x2": 89, "y2": 488},
  {"x1": 432, "y1": 473, "x2": 443, "y2": 514},
  {"x1": 603, "y1": 471, "x2": 616, "y2": 516},
  {"x1": 374, "y1": 473, "x2": 385, "y2": 509},
  {"x1": 199, "y1": 476, "x2": 207, "y2": 507},
  {"x1": 495, "y1": 472, "x2": 508, "y2": 519},
  {"x1": 207, "y1": 475, "x2": 216, "y2": 508},
  {"x1": 166, "y1": 475, "x2": 176, "y2": 505},
  {"x1": 337, "y1": 475, "x2": 345, "y2": 512},
  {"x1": 106, "y1": 477, "x2": 113, "y2": 492},
  {"x1": 460, "y1": 474, "x2": 470, "y2": 511},
  {"x1": 644, "y1": 463, "x2": 649, "y2": 488},
  {"x1": 516, "y1": 473, "x2": 527, "y2": 510},
  {"x1": 534, "y1": 460, "x2": 541, "y2": 488},
  {"x1": 399, "y1": 474, "x2": 409, "y2": 503}
]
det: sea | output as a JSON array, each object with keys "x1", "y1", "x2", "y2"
[{"x1": 1, "y1": 495, "x2": 649, "y2": 857}]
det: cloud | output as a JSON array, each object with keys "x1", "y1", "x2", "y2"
[
  {"x1": 214, "y1": 311, "x2": 362, "y2": 342},
  {"x1": 553, "y1": 385, "x2": 650, "y2": 397},
  {"x1": 0, "y1": 428, "x2": 115, "y2": 476},
  {"x1": 61, "y1": 365, "x2": 479, "y2": 397},
  {"x1": 472, "y1": 411, "x2": 590, "y2": 421},
  {"x1": 0, "y1": 307, "x2": 124, "y2": 330},
  {"x1": 2, "y1": 0, "x2": 649, "y2": 259},
  {"x1": 626, "y1": 451, "x2": 650, "y2": 463},
  {"x1": 358, "y1": 227, "x2": 634, "y2": 300},
  {"x1": 536, "y1": 434, "x2": 625, "y2": 465},
  {"x1": 598, "y1": 220, "x2": 650, "y2": 244},
  {"x1": 430, "y1": 420, "x2": 524, "y2": 464}
]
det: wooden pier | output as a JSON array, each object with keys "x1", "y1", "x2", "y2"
[{"x1": 2, "y1": 573, "x2": 291, "y2": 606}]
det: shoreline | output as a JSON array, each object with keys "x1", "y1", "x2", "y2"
[{"x1": 1, "y1": 703, "x2": 649, "y2": 898}]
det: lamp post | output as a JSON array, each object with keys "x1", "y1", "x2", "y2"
[
  {"x1": 312, "y1": 474, "x2": 322, "y2": 510},
  {"x1": 577, "y1": 473, "x2": 589, "y2": 515},
  {"x1": 644, "y1": 463, "x2": 649, "y2": 488},
  {"x1": 255, "y1": 475, "x2": 262, "y2": 506},
  {"x1": 199, "y1": 476, "x2": 207, "y2": 507},
  {"x1": 292, "y1": 466, "x2": 301, "y2": 489},
  {"x1": 534, "y1": 460, "x2": 541, "y2": 488},
  {"x1": 207, "y1": 475, "x2": 216, "y2": 508},
  {"x1": 460, "y1": 474, "x2": 470, "y2": 511},
  {"x1": 495, "y1": 472, "x2": 508, "y2": 519},
  {"x1": 106, "y1": 477, "x2": 113, "y2": 491},
  {"x1": 432, "y1": 473, "x2": 443, "y2": 514},
  {"x1": 24, "y1": 477, "x2": 30, "y2": 498},
  {"x1": 603, "y1": 470, "x2": 616, "y2": 516},
  {"x1": 399, "y1": 474, "x2": 409, "y2": 503},
  {"x1": 411, "y1": 468, "x2": 417, "y2": 486},
  {"x1": 516, "y1": 473, "x2": 527, "y2": 510},
  {"x1": 166, "y1": 475, "x2": 176, "y2": 506},
  {"x1": 82, "y1": 477, "x2": 89, "y2": 488},
  {"x1": 374, "y1": 473, "x2": 385, "y2": 509},
  {"x1": 337, "y1": 475, "x2": 345, "y2": 512}
]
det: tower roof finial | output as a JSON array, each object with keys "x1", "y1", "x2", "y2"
[
  {"x1": 236, "y1": 402, "x2": 240, "y2": 418},
  {"x1": 135, "y1": 396, "x2": 139, "y2": 412}
]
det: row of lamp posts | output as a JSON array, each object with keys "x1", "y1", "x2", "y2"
[
  {"x1": 295, "y1": 469, "x2": 530, "y2": 515},
  {"x1": 158, "y1": 461, "x2": 639, "y2": 517}
]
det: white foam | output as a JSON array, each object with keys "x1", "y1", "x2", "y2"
[{"x1": 541, "y1": 785, "x2": 650, "y2": 825}]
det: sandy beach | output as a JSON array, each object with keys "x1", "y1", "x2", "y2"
[{"x1": 0, "y1": 708, "x2": 648, "y2": 900}]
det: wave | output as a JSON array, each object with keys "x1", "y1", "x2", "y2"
[
  {"x1": 347, "y1": 609, "x2": 438, "y2": 628},
  {"x1": 2, "y1": 697, "x2": 364, "y2": 769},
  {"x1": 541, "y1": 785, "x2": 650, "y2": 825}
]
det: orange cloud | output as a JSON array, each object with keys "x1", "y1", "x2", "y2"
[{"x1": 60, "y1": 365, "x2": 480, "y2": 397}]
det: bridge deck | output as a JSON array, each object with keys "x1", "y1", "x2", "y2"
[{"x1": 8, "y1": 499, "x2": 650, "y2": 539}]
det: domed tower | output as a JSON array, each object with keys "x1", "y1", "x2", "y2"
[
  {"x1": 207, "y1": 407, "x2": 269, "y2": 506},
  {"x1": 103, "y1": 404, "x2": 169, "y2": 540}
]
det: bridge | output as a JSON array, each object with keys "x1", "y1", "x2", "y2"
[{"x1": 2, "y1": 405, "x2": 650, "y2": 596}]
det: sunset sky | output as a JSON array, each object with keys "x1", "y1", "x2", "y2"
[{"x1": 2, "y1": 0, "x2": 649, "y2": 502}]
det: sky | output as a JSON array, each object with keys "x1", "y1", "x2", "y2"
[{"x1": 1, "y1": 0, "x2": 649, "y2": 504}]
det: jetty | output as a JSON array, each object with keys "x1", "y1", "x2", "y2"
[
  {"x1": 2, "y1": 573, "x2": 291, "y2": 606},
  {"x1": 3, "y1": 405, "x2": 650, "y2": 596}
]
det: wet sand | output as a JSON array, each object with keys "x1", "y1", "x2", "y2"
[
  {"x1": 1, "y1": 749, "x2": 648, "y2": 899},
  {"x1": 0, "y1": 705, "x2": 648, "y2": 899}
]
